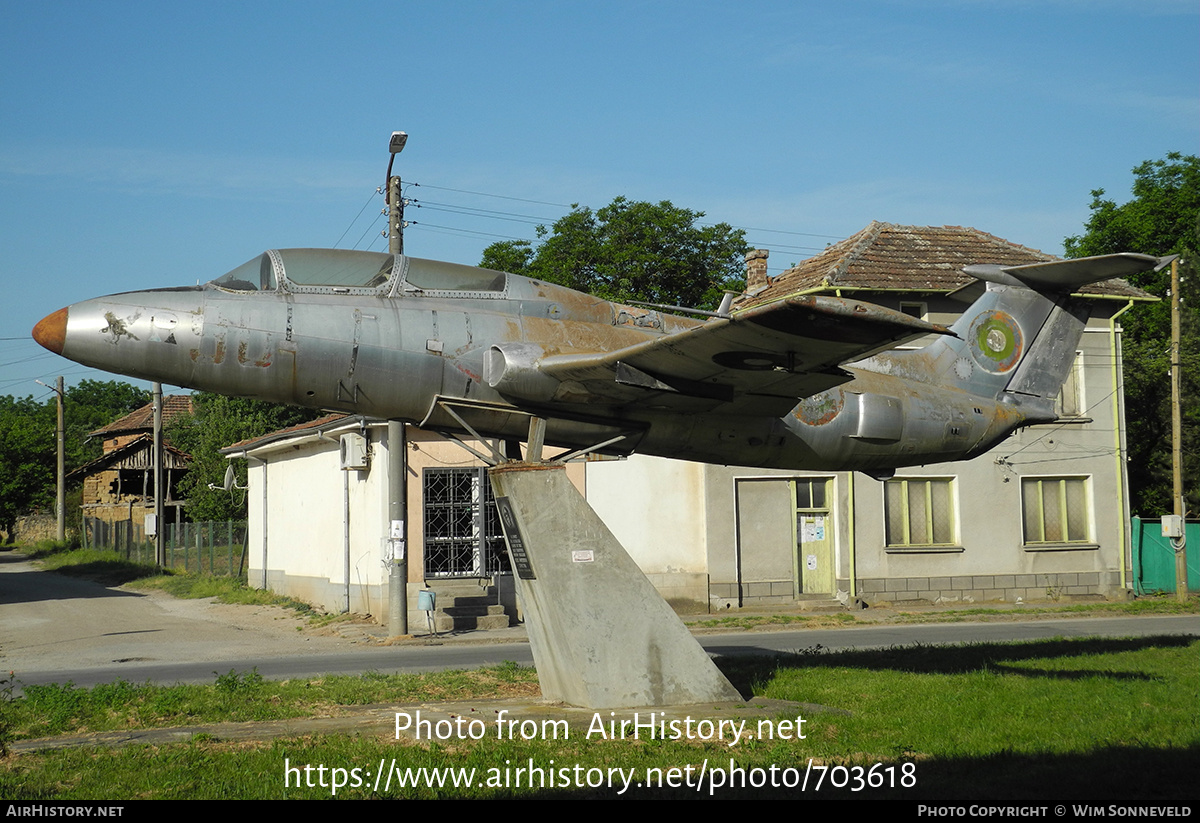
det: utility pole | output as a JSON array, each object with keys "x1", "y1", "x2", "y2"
[
  {"x1": 153, "y1": 382, "x2": 165, "y2": 567},
  {"x1": 1170, "y1": 257, "x2": 1188, "y2": 602},
  {"x1": 55, "y1": 376, "x2": 65, "y2": 542},
  {"x1": 386, "y1": 131, "x2": 409, "y2": 635},
  {"x1": 37, "y1": 377, "x2": 66, "y2": 542}
]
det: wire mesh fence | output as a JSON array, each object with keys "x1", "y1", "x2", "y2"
[{"x1": 82, "y1": 517, "x2": 248, "y2": 576}]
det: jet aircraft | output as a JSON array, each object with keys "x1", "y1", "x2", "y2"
[{"x1": 31, "y1": 248, "x2": 1168, "y2": 474}]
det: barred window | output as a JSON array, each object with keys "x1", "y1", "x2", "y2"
[
  {"x1": 1021, "y1": 476, "x2": 1091, "y2": 545},
  {"x1": 422, "y1": 467, "x2": 510, "y2": 578},
  {"x1": 885, "y1": 478, "x2": 956, "y2": 548}
]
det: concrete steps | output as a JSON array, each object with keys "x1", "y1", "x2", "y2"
[{"x1": 417, "y1": 579, "x2": 512, "y2": 633}]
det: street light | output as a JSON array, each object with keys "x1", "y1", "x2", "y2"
[{"x1": 386, "y1": 131, "x2": 408, "y2": 256}]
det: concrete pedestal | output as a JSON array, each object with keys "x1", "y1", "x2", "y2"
[{"x1": 488, "y1": 462, "x2": 742, "y2": 709}]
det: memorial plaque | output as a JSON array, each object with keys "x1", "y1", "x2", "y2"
[{"x1": 495, "y1": 496, "x2": 536, "y2": 579}]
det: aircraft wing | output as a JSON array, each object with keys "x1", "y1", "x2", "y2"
[{"x1": 530, "y1": 294, "x2": 951, "y2": 417}]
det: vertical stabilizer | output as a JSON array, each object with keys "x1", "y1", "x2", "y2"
[{"x1": 871, "y1": 253, "x2": 1166, "y2": 421}]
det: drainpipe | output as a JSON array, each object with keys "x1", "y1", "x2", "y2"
[
  {"x1": 344, "y1": 466, "x2": 351, "y2": 614},
  {"x1": 847, "y1": 472, "x2": 857, "y2": 601},
  {"x1": 1108, "y1": 300, "x2": 1134, "y2": 592},
  {"x1": 316, "y1": 425, "x2": 353, "y2": 614},
  {"x1": 257, "y1": 455, "x2": 268, "y2": 589}
]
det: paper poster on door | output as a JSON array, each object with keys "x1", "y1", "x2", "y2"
[
  {"x1": 801, "y1": 515, "x2": 826, "y2": 543},
  {"x1": 806, "y1": 554, "x2": 818, "y2": 570}
]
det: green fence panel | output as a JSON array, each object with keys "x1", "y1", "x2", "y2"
[{"x1": 1132, "y1": 516, "x2": 1199, "y2": 594}]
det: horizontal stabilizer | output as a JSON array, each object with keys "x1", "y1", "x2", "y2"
[{"x1": 963, "y1": 253, "x2": 1169, "y2": 292}]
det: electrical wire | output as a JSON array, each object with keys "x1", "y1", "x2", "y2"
[{"x1": 334, "y1": 188, "x2": 383, "y2": 248}]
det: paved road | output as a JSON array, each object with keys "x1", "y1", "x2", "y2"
[{"x1": 4, "y1": 551, "x2": 1197, "y2": 691}]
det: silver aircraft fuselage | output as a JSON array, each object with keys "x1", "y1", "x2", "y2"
[{"x1": 32, "y1": 248, "x2": 1163, "y2": 474}]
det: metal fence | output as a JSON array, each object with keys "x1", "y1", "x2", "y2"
[
  {"x1": 82, "y1": 517, "x2": 248, "y2": 576},
  {"x1": 1131, "y1": 516, "x2": 1198, "y2": 594}
]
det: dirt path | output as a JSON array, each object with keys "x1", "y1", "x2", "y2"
[{"x1": 0, "y1": 552, "x2": 358, "y2": 676}]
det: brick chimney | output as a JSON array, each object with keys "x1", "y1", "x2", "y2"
[{"x1": 744, "y1": 249, "x2": 769, "y2": 293}]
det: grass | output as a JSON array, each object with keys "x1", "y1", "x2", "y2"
[
  {"x1": 690, "y1": 594, "x2": 1198, "y2": 631},
  {"x1": 689, "y1": 613, "x2": 858, "y2": 629},
  {"x1": 1, "y1": 638, "x2": 1195, "y2": 799},
  {"x1": 25, "y1": 543, "x2": 323, "y2": 616},
  {"x1": 2, "y1": 664, "x2": 540, "y2": 741}
]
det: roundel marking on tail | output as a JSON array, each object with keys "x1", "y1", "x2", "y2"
[{"x1": 968, "y1": 310, "x2": 1022, "y2": 373}]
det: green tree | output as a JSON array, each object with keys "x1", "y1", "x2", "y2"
[
  {"x1": 167, "y1": 393, "x2": 322, "y2": 521},
  {"x1": 481, "y1": 196, "x2": 749, "y2": 309},
  {"x1": 0, "y1": 380, "x2": 148, "y2": 542},
  {"x1": 1064, "y1": 152, "x2": 1199, "y2": 515},
  {"x1": 63, "y1": 380, "x2": 150, "y2": 465},
  {"x1": 0, "y1": 395, "x2": 54, "y2": 541}
]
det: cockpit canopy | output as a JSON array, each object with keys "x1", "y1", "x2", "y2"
[{"x1": 209, "y1": 249, "x2": 508, "y2": 296}]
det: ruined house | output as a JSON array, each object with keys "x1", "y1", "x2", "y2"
[{"x1": 70, "y1": 395, "x2": 193, "y2": 534}]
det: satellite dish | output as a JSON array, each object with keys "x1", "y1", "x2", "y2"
[{"x1": 207, "y1": 464, "x2": 248, "y2": 492}]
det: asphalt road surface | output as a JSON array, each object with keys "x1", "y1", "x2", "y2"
[{"x1": 3, "y1": 551, "x2": 1197, "y2": 691}]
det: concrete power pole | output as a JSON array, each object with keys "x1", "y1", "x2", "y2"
[
  {"x1": 153, "y1": 383, "x2": 165, "y2": 567},
  {"x1": 386, "y1": 131, "x2": 409, "y2": 635},
  {"x1": 1170, "y1": 258, "x2": 1189, "y2": 602},
  {"x1": 55, "y1": 376, "x2": 65, "y2": 542}
]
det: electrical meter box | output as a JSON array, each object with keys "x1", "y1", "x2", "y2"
[{"x1": 1161, "y1": 515, "x2": 1184, "y2": 539}]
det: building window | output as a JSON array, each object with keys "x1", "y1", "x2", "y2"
[
  {"x1": 794, "y1": 477, "x2": 827, "y2": 510},
  {"x1": 1021, "y1": 476, "x2": 1091, "y2": 546},
  {"x1": 899, "y1": 301, "x2": 927, "y2": 320},
  {"x1": 422, "y1": 467, "x2": 510, "y2": 578},
  {"x1": 885, "y1": 478, "x2": 957, "y2": 549}
]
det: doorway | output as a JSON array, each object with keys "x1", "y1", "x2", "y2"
[{"x1": 793, "y1": 478, "x2": 834, "y2": 596}]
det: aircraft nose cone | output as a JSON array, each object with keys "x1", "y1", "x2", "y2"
[{"x1": 32, "y1": 307, "x2": 68, "y2": 355}]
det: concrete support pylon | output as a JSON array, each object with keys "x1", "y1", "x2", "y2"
[{"x1": 488, "y1": 461, "x2": 742, "y2": 709}]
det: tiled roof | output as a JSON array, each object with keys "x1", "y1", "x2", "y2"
[
  {"x1": 221, "y1": 413, "x2": 353, "y2": 452},
  {"x1": 90, "y1": 395, "x2": 195, "y2": 436},
  {"x1": 741, "y1": 221, "x2": 1153, "y2": 306},
  {"x1": 66, "y1": 435, "x2": 191, "y2": 481}
]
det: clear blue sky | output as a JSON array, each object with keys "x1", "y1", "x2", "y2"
[{"x1": 2, "y1": 0, "x2": 1196, "y2": 401}]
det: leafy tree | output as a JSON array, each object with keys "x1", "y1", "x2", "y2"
[
  {"x1": 481, "y1": 196, "x2": 750, "y2": 310},
  {"x1": 1064, "y1": 152, "x2": 1199, "y2": 515},
  {"x1": 0, "y1": 380, "x2": 148, "y2": 542},
  {"x1": 167, "y1": 393, "x2": 322, "y2": 521},
  {"x1": 0, "y1": 395, "x2": 54, "y2": 541},
  {"x1": 63, "y1": 380, "x2": 150, "y2": 465}
]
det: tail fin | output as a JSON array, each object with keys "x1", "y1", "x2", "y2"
[{"x1": 886, "y1": 253, "x2": 1166, "y2": 422}]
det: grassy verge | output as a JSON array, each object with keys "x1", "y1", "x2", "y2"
[
  {"x1": 2, "y1": 663, "x2": 539, "y2": 741},
  {"x1": 25, "y1": 544, "x2": 322, "y2": 616},
  {"x1": 690, "y1": 593, "x2": 1198, "y2": 631},
  {"x1": 2, "y1": 637, "x2": 1195, "y2": 799}
]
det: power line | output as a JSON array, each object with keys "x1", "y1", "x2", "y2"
[
  {"x1": 334, "y1": 188, "x2": 383, "y2": 248},
  {"x1": 409, "y1": 182, "x2": 571, "y2": 209},
  {"x1": 341, "y1": 178, "x2": 852, "y2": 261},
  {"x1": 412, "y1": 199, "x2": 558, "y2": 225}
]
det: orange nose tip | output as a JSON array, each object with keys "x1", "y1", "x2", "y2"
[{"x1": 32, "y1": 307, "x2": 68, "y2": 355}]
